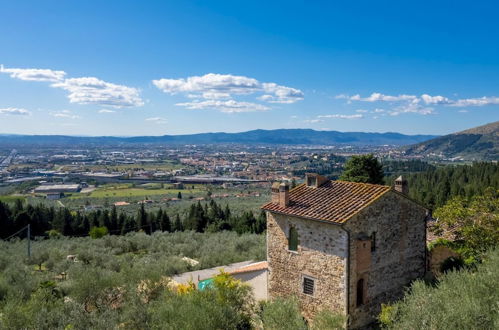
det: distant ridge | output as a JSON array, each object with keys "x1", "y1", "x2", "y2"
[
  {"x1": 0, "y1": 129, "x2": 437, "y2": 146},
  {"x1": 404, "y1": 121, "x2": 499, "y2": 160}
]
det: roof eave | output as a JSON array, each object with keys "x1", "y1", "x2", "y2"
[{"x1": 262, "y1": 207, "x2": 346, "y2": 226}]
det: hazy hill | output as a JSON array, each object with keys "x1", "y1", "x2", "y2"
[
  {"x1": 404, "y1": 121, "x2": 499, "y2": 160},
  {"x1": 0, "y1": 129, "x2": 436, "y2": 146}
]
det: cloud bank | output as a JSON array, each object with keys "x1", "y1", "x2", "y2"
[
  {"x1": 1, "y1": 65, "x2": 143, "y2": 108},
  {"x1": 338, "y1": 92, "x2": 499, "y2": 108},
  {"x1": 0, "y1": 65, "x2": 66, "y2": 82},
  {"x1": 0, "y1": 107, "x2": 31, "y2": 116},
  {"x1": 153, "y1": 73, "x2": 303, "y2": 112}
]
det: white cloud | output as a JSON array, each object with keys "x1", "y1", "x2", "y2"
[
  {"x1": 153, "y1": 73, "x2": 260, "y2": 95},
  {"x1": 449, "y1": 96, "x2": 499, "y2": 107},
  {"x1": 373, "y1": 108, "x2": 385, "y2": 113},
  {"x1": 154, "y1": 73, "x2": 303, "y2": 112},
  {"x1": 335, "y1": 94, "x2": 349, "y2": 100},
  {"x1": 355, "y1": 109, "x2": 368, "y2": 113},
  {"x1": 388, "y1": 103, "x2": 434, "y2": 116},
  {"x1": 98, "y1": 109, "x2": 116, "y2": 113},
  {"x1": 201, "y1": 92, "x2": 232, "y2": 99},
  {"x1": 0, "y1": 107, "x2": 31, "y2": 116},
  {"x1": 145, "y1": 117, "x2": 167, "y2": 124},
  {"x1": 1, "y1": 65, "x2": 66, "y2": 82},
  {"x1": 458, "y1": 109, "x2": 469, "y2": 113},
  {"x1": 341, "y1": 93, "x2": 417, "y2": 102},
  {"x1": 52, "y1": 77, "x2": 143, "y2": 108},
  {"x1": 343, "y1": 91, "x2": 499, "y2": 109},
  {"x1": 49, "y1": 110, "x2": 81, "y2": 119},
  {"x1": 1, "y1": 66, "x2": 143, "y2": 108},
  {"x1": 304, "y1": 119, "x2": 323, "y2": 123},
  {"x1": 176, "y1": 99, "x2": 270, "y2": 113},
  {"x1": 420, "y1": 94, "x2": 451, "y2": 105},
  {"x1": 260, "y1": 83, "x2": 304, "y2": 103},
  {"x1": 318, "y1": 114, "x2": 364, "y2": 119}
]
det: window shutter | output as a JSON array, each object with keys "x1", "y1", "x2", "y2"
[{"x1": 303, "y1": 277, "x2": 314, "y2": 295}]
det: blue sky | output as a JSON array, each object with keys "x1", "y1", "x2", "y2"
[{"x1": 0, "y1": 0, "x2": 498, "y2": 136}]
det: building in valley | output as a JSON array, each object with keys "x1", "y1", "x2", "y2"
[{"x1": 262, "y1": 174, "x2": 428, "y2": 329}]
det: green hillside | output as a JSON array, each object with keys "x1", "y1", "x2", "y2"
[{"x1": 404, "y1": 121, "x2": 499, "y2": 160}]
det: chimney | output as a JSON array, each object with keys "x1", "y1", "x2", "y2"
[
  {"x1": 394, "y1": 176, "x2": 409, "y2": 195},
  {"x1": 271, "y1": 182, "x2": 280, "y2": 204},
  {"x1": 279, "y1": 182, "x2": 290, "y2": 207}
]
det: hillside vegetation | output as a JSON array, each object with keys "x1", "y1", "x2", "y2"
[
  {"x1": 0, "y1": 129, "x2": 437, "y2": 146},
  {"x1": 388, "y1": 162, "x2": 499, "y2": 209},
  {"x1": 380, "y1": 249, "x2": 499, "y2": 329},
  {"x1": 0, "y1": 232, "x2": 265, "y2": 329},
  {"x1": 404, "y1": 121, "x2": 498, "y2": 160}
]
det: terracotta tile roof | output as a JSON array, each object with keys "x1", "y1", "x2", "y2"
[
  {"x1": 262, "y1": 180, "x2": 391, "y2": 224},
  {"x1": 229, "y1": 261, "x2": 268, "y2": 275}
]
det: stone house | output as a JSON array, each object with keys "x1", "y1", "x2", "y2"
[{"x1": 262, "y1": 174, "x2": 428, "y2": 329}]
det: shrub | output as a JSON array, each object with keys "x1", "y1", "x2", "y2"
[
  {"x1": 260, "y1": 297, "x2": 307, "y2": 330},
  {"x1": 89, "y1": 226, "x2": 109, "y2": 239},
  {"x1": 439, "y1": 256, "x2": 465, "y2": 273},
  {"x1": 381, "y1": 249, "x2": 499, "y2": 329},
  {"x1": 311, "y1": 309, "x2": 347, "y2": 330}
]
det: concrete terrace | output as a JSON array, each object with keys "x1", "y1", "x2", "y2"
[{"x1": 172, "y1": 260, "x2": 255, "y2": 285}]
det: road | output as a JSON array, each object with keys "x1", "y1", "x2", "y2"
[{"x1": 0, "y1": 149, "x2": 16, "y2": 168}]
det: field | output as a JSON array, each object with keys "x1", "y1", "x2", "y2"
[
  {"x1": 85, "y1": 185, "x2": 201, "y2": 199},
  {"x1": 15, "y1": 182, "x2": 270, "y2": 220},
  {"x1": 0, "y1": 195, "x2": 26, "y2": 203}
]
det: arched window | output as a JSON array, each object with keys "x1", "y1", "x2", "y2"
[
  {"x1": 356, "y1": 278, "x2": 364, "y2": 306},
  {"x1": 288, "y1": 226, "x2": 299, "y2": 251}
]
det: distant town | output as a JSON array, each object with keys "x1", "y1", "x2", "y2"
[{"x1": 0, "y1": 141, "x2": 465, "y2": 190}]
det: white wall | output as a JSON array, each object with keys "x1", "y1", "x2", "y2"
[{"x1": 233, "y1": 269, "x2": 268, "y2": 301}]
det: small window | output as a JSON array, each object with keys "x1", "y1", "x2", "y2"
[
  {"x1": 371, "y1": 232, "x2": 376, "y2": 252},
  {"x1": 303, "y1": 276, "x2": 315, "y2": 296},
  {"x1": 288, "y1": 226, "x2": 299, "y2": 251},
  {"x1": 356, "y1": 278, "x2": 364, "y2": 306}
]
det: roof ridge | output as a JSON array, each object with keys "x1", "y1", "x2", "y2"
[{"x1": 333, "y1": 179, "x2": 391, "y2": 188}]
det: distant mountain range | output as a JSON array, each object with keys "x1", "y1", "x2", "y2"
[
  {"x1": 404, "y1": 121, "x2": 499, "y2": 160},
  {"x1": 0, "y1": 129, "x2": 437, "y2": 146}
]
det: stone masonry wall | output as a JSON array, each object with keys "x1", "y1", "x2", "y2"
[
  {"x1": 344, "y1": 191, "x2": 427, "y2": 329},
  {"x1": 266, "y1": 212, "x2": 348, "y2": 320}
]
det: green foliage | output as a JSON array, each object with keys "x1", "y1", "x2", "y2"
[
  {"x1": 89, "y1": 226, "x2": 109, "y2": 239},
  {"x1": 382, "y1": 159, "x2": 435, "y2": 175},
  {"x1": 427, "y1": 238, "x2": 458, "y2": 252},
  {"x1": 260, "y1": 297, "x2": 307, "y2": 330},
  {"x1": 311, "y1": 309, "x2": 347, "y2": 330},
  {"x1": 392, "y1": 162, "x2": 499, "y2": 209},
  {"x1": 0, "y1": 197, "x2": 266, "y2": 240},
  {"x1": 148, "y1": 288, "x2": 247, "y2": 330},
  {"x1": 380, "y1": 249, "x2": 499, "y2": 329},
  {"x1": 439, "y1": 256, "x2": 465, "y2": 273},
  {"x1": 46, "y1": 229, "x2": 62, "y2": 239},
  {"x1": 340, "y1": 154, "x2": 384, "y2": 184},
  {"x1": 433, "y1": 188, "x2": 499, "y2": 260},
  {"x1": 378, "y1": 303, "x2": 397, "y2": 327},
  {"x1": 0, "y1": 231, "x2": 265, "y2": 329}
]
